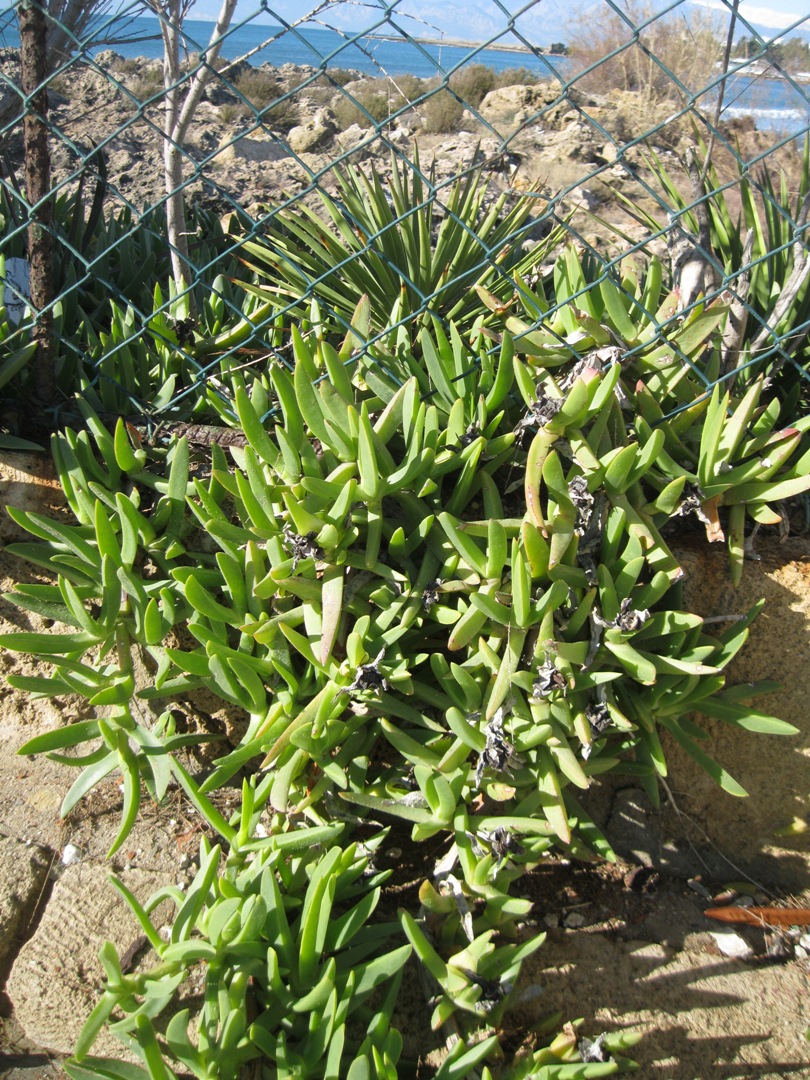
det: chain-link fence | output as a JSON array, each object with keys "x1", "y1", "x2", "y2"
[{"x1": 0, "y1": 0, "x2": 809, "y2": 431}]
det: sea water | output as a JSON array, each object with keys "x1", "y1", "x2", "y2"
[{"x1": 1, "y1": 13, "x2": 808, "y2": 136}]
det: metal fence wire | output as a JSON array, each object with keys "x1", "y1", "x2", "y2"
[{"x1": 0, "y1": 0, "x2": 809, "y2": 428}]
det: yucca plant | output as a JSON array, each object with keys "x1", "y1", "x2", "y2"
[
  {"x1": 0, "y1": 175, "x2": 261, "y2": 415},
  {"x1": 231, "y1": 150, "x2": 567, "y2": 342},
  {"x1": 0, "y1": 252, "x2": 38, "y2": 391}
]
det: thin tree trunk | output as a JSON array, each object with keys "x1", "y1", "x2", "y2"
[
  {"x1": 159, "y1": 0, "x2": 187, "y2": 301},
  {"x1": 155, "y1": 0, "x2": 237, "y2": 306},
  {"x1": 19, "y1": 0, "x2": 56, "y2": 411}
]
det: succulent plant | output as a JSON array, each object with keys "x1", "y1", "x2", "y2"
[{"x1": 2, "y1": 207, "x2": 803, "y2": 1077}]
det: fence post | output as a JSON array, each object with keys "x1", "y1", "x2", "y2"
[{"x1": 18, "y1": 0, "x2": 56, "y2": 413}]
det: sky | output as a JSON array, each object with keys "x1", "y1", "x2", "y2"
[{"x1": 185, "y1": 0, "x2": 809, "y2": 43}]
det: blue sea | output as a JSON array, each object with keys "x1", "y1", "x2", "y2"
[{"x1": 1, "y1": 13, "x2": 808, "y2": 135}]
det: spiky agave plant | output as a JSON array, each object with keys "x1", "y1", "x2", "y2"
[
  {"x1": 230, "y1": 149, "x2": 567, "y2": 341},
  {"x1": 599, "y1": 135, "x2": 810, "y2": 404}
]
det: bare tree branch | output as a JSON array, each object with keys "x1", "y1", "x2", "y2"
[
  {"x1": 749, "y1": 191, "x2": 810, "y2": 366},
  {"x1": 145, "y1": 0, "x2": 237, "y2": 300},
  {"x1": 720, "y1": 227, "x2": 754, "y2": 388}
]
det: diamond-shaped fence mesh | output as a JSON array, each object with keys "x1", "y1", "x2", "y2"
[{"x1": 0, "y1": 0, "x2": 808, "y2": 430}]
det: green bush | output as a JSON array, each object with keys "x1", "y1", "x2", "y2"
[
  {"x1": 231, "y1": 68, "x2": 299, "y2": 129},
  {"x1": 449, "y1": 63, "x2": 496, "y2": 108},
  {"x1": 3, "y1": 154, "x2": 808, "y2": 1080},
  {"x1": 332, "y1": 88, "x2": 392, "y2": 129},
  {"x1": 497, "y1": 65, "x2": 541, "y2": 86},
  {"x1": 129, "y1": 65, "x2": 164, "y2": 104},
  {"x1": 420, "y1": 88, "x2": 466, "y2": 133},
  {"x1": 392, "y1": 73, "x2": 427, "y2": 104}
]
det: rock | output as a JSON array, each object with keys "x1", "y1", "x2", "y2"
[
  {"x1": 386, "y1": 125, "x2": 411, "y2": 146},
  {"x1": 6, "y1": 865, "x2": 173, "y2": 1057},
  {"x1": 93, "y1": 50, "x2": 125, "y2": 70},
  {"x1": 564, "y1": 911, "x2": 587, "y2": 928},
  {"x1": 710, "y1": 930, "x2": 755, "y2": 961},
  {"x1": 214, "y1": 132, "x2": 290, "y2": 164},
  {"x1": 0, "y1": 835, "x2": 50, "y2": 971},
  {"x1": 335, "y1": 122, "x2": 374, "y2": 152},
  {"x1": 478, "y1": 83, "x2": 563, "y2": 129},
  {"x1": 564, "y1": 184, "x2": 600, "y2": 212},
  {"x1": 61, "y1": 844, "x2": 82, "y2": 867},
  {"x1": 287, "y1": 108, "x2": 337, "y2": 153},
  {"x1": 544, "y1": 120, "x2": 601, "y2": 163},
  {"x1": 621, "y1": 940, "x2": 673, "y2": 961},
  {"x1": 278, "y1": 63, "x2": 316, "y2": 81}
]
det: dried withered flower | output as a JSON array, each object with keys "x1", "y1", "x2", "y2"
[
  {"x1": 282, "y1": 524, "x2": 323, "y2": 568},
  {"x1": 466, "y1": 971, "x2": 509, "y2": 1008},
  {"x1": 445, "y1": 424, "x2": 482, "y2": 453},
  {"x1": 578, "y1": 1035, "x2": 611, "y2": 1064},
  {"x1": 594, "y1": 597, "x2": 650, "y2": 633},
  {"x1": 459, "y1": 423, "x2": 481, "y2": 448},
  {"x1": 172, "y1": 316, "x2": 196, "y2": 346},
  {"x1": 513, "y1": 391, "x2": 563, "y2": 442},
  {"x1": 616, "y1": 597, "x2": 650, "y2": 632},
  {"x1": 343, "y1": 649, "x2": 389, "y2": 696},
  {"x1": 475, "y1": 707, "x2": 523, "y2": 787},
  {"x1": 586, "y1": 701, "x2": 612, "y2": 734},
  {"x1": 569, "y1": 474, "x2": 594, "y2": 532},
  {"x1": 675, "y1": 483, "x2": 711, "y2": 525},
  {"x1": 532, "y1": 659, "x2": 567, "y2": 700},
  {"x1": 486, "y1": 825, "x2": 525, "y2": 865},
  {"x1": 422, "y1": 580, "x2": 442, "y2": 611}
]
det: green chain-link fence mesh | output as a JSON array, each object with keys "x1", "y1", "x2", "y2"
[{"x1": 0, "y1": 0, "x2": 808, "y2": 428}]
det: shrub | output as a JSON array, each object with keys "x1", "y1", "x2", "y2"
[
  {"x1": 128, "y1": 64, "x2": 164, "y2": 104},
  {"x1": 494, "y1": 65, "x2": 541, "y2": 88},
  {"x1": 568, "y1": 0, "x2": 724, "y2": 106},
  {"x1": 419, "y1": 88, "x2": 466, "y2": 133},
  {"x1": 449, "y1": 63, "x2": 496, "y2": 108},
  {"x1": 332, "y1": 88, "x2": 391, "y2": 129},
  {"x1": 392, "y1": 72, "x2": 427, "y2": 104},
  {"x1": 312, "y1": 66, "x2": 361, "y2": 88},
  {"x1": 232, "y1": 67, "x2": 282, "y2": 110},
  {"x1": 231, "y1": 68, "x2": 300, "y2": 129},
  {"x1": 6, "y1": 272, "x2": 803, "y2": 1071}
]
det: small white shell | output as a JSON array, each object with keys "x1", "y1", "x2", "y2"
[{"x1": 61, "y1": 844, "x2": 82, "y2": 866}]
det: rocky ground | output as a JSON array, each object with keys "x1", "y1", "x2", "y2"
[
  {"x1": 0, "y1": 47, "x2": 796, "y2": 252},
  {"x1": 1, "y1": 49, "x2": 810, "y2": 1080}
]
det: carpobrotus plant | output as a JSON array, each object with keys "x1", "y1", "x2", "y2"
[{"x1": 4, "y1": 270, "x2": 804, "y2": 1074}]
